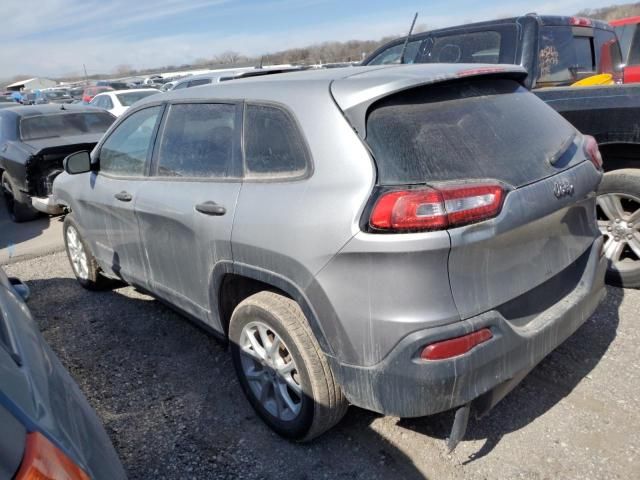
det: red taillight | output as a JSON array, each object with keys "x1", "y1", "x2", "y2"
[
  {"x1": 421, "y1": 328, "x2": 493, "y2": 360},
  {"x1": 584, "y1": 135, "x2": 603, "y2": 171},
  {"x1": 15, "y1": 432, "x2": 90, "y2": 480},
  {"x1": 569, "y1": 17, "x2": 592, "y2": 26},
  {"x1": 369, "y1": 183, "x2": 505, "y2": 232}
]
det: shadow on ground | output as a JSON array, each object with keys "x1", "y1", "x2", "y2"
[{"x1": 23, "y1": 277, "x2": 429, "y2": 480}]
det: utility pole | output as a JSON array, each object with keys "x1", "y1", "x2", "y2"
[{"x1": 83, "y1": 64, "x2": 89, "y2": 85}]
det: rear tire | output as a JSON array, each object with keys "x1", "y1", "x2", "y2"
[
  {"x1": 597, "y1": 169, "x2": 640, "y2": 288},
  {"x1": 63, "y1": 215, "x2": 115, "y2": 290},
  {"x1": 1, "y1": 172, "x2": 39, "y2": 223},
  {"x1": 229, "y1": 291, "x2": 348, "y2": 441}
]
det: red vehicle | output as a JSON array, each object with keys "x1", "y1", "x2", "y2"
[
  {"x1": 81, "y1": 86, "x2": 113, "y2": 104},
  {"x1": 611, "y1": 16, "x2": 640, "y2": 83}
]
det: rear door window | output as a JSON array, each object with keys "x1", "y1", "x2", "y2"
[
  {"x1": 594, "y1": 29, "x2": 624, "y2": 75},
  {"x1": 365, "y1": 78, "x2": 577, "y2": 188},
  {"x1": 155, "y1": 103, "x2": 237, "y2": 178},
  {"x1": 243, "y1": 104, "x2": 310, "y2": 179},
  {"x1": 100, "y1": 106, "x2": 161, "y2": 176}
]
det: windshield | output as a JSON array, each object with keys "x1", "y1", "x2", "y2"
[
  {"x1": 116, "y1": 90, "x2": 158, "y2": 106},
  {"x1": 20, "y1": 112, "x2": 114, "y2": 140},
  {"x1": 366, "y1": 78, "x2": 577, "y2": 187},
  {"x1": 45, "y1": 91, "x2": 69, "y2": 99}
]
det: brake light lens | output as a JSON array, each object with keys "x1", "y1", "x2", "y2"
[
  {"x1": 15, "y1": 432, "x2": 90, "y2": 480},
  {"x1": 369, "y1": 183, "x2": 505, "y2": 232},
  {"x1": 584, "y1": 135, "x2": 603, "y2": 171},
  {"x1": 569, "y1": 17, "x2": 592, "y2": 26},
  {"x1": 421, "y1": 328, "x2": 493, "y2": 360}
]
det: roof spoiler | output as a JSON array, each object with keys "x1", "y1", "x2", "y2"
[
  {"x1": 334, "y1": 64, "x2": 528, "y2": 140},
  {"x1": 220, "y1": 66, "x2": 311, "y2": 82}
]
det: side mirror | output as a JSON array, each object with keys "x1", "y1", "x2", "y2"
[{"x1": 63, "y1": 151, "x2": 92, "y2": 175}]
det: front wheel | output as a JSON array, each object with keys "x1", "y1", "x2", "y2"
[
  {"x1": 63, "y1": 215, "x2": 115, "y2": 290},
  {"x1": 229, "y1": 291, "x2": 348, "y2": 441},
  {"x1": 597, "y1": 170, "x2": 640, "y2": 288}
]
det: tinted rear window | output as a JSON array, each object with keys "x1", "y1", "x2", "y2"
[
  {"x1": 116, "y1": 91, "x2": 158, "y2": 106},
  {"x1": 20, "y1": 112, "x2": 114, "y2": 140},
  {"x1": 366, "y1": 79, "x2": 576, "y2": 187},
  {"x1": 244, "y1": 104, "x2": 309, "y2": 178}
]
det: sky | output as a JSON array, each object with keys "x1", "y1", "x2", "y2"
[{"x1": 0, "y1": 0, "x2": 622, "y2": 78}]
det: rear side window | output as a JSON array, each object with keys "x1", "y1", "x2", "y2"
[
  {"x1": 189, "y1": 79, "x2": 212, "y2": 88},
  {"x1": 594, "y1": 29, "x2": 624, "y2": 75},
  {"x1": 116, "y1": 91, "x2": 158, "y2": 106},
  {"x1": 244, "y1": 104, "x2": 309, "y2": 179},
  {"x1": 538, "y1": 26, "x2": 597, "y2": 85},
  {"x1": 20, "y1": 112, "x2": 114, "y2": 140},
  {"x1": 614, "y1": 24, "x2": 636, "y2": 62},
  {"x1": 365, "y1": 79, "x2": 576, "y2": 188},
  {"x1": 630, "y1": 26, "x2": 640, "y2": 65},
  {"x1": 427, "y1": 31, "x2": 502, "y2": 63},
  {"x1": 156, "y1": 103, "x2": 236, "y2": 178}
]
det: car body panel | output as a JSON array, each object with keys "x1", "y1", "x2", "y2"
[
  {"x1": 53, "y1": 65, "x2": 606, "y2": 420},
  {"x1": 0, "y1": 270, "x2": 126, "y2": 479}
]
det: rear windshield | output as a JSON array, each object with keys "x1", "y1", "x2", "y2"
[
  {"x1": 20, "y1": 112, "x2": 114, "y2": 140},
  {"x1": 366, "y1": 78, "x2": 576, "y2": 187},
  {"x1": 116, "y1": 91, "x2": 158, "y2": 106}
]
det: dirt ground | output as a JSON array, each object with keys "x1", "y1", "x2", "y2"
[{"x1": 4, "y1": 251, "x2": 639, "y2": 480}]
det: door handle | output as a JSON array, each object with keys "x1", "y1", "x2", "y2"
[
  {"x1": 114, "y1": 191, "x2": 132, "y2": 202},
  {"x1": 195, "y1": 201, "x2": 226, "y2": 216}
]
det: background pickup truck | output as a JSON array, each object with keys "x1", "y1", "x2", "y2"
[{"x1": 363, "y1": 14, "x2": 640, "y2": 288}]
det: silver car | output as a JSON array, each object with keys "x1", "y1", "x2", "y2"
[{"x1": 52, "y1": 64, "x2": 607, "y2": 447}]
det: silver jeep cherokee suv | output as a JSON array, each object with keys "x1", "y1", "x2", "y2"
[{"x1": 53, "y1": 64, "x2": 607, "y2": 446}]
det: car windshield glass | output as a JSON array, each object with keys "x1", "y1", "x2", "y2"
[
  {"x1": 20, "y1": 112, "x2": 114, "y2": 140},
  {"x1": 365, "y1": 78, "x2": 576, "y2": 187},
  {"x1": 45, "y1": 91, "x2": 68, "y2": 98},
  {"x1": 116, "y1": 91, "x2": 158, "y2": 106}
]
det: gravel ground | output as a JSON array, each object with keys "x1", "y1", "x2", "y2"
[{"x1": 5, "y1": 252, "x2": 640, "y2": 480}]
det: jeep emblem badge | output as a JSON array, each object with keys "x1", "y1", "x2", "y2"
[{"x1": 554, "y1": 180, "x2": 574, "y2": 199}]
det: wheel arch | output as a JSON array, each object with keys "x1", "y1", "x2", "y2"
[{"x1": 209, "y1": 262, "x2": 334, "y2": 356}]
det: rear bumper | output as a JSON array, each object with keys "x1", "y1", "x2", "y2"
[
  {"x1": 331, "y1": 237, "x2": 607, "y2": 417},
  {"x1": 31, "y1": 195, "x2": 63, "y2": 215}
]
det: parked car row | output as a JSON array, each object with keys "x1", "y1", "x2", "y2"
[{"x1": 0, "y1": 11, "x2": 636, "y2": 477}]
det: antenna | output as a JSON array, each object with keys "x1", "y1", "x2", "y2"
[{"x1": 399, "y1": 12, "x2": 418, "y2": 65}]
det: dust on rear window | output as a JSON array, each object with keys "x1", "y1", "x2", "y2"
[
  {"x1": 116, "y1": 91, "x2": 158, "y2": 107},
  {"x1": 20, "y1": 112, "x2": 114, "y2": 140},
  {"x1": 365, "y1": 78, "x2": 576, "y2": 187}
]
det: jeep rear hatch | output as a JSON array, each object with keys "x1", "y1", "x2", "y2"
[{"x1": 338, "y1": 67, "x2": 601, "y2": 321}]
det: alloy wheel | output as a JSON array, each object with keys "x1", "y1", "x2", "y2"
[
  {"x1": 239, "y1": 321, "x2": 303, "y2": 422},
  {"x1": 66, "y1": 225, "x2": 89, "y2": 280},
  {"x1": 597, "y1": 193, "x2": 640, "y2": 271}
]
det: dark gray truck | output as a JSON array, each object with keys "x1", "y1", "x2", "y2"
[{"x1": 364, "y1": 14, "x2": 640, "y2": 288}]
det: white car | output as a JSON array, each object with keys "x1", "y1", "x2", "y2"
[{"x1": 89, "y1": 89, "x2": 159, "y2": 117}]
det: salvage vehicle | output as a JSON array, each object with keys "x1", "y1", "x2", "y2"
[
  {"x1": 363, "y1": 14, "x2": 640, "y2": 288},
  {"x1": 0, "y1": 268, "x2": 126, "y2": 479},
  {"x1": 0, "y1": 105, "x2": 114, "y2": 221},
  {"x1": 53, "y1": 64, "x2": 607, "y2": 447},
  {"x1": 90, "y1": 88, "x2": 160, "y2": 117},
  {"x1": 611, "y1": 16, "x2": 640, "y2": 83}
]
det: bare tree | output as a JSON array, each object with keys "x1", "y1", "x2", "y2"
[{"x1": 114, "y1": 64, "x2": 134, "y2": 76}]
